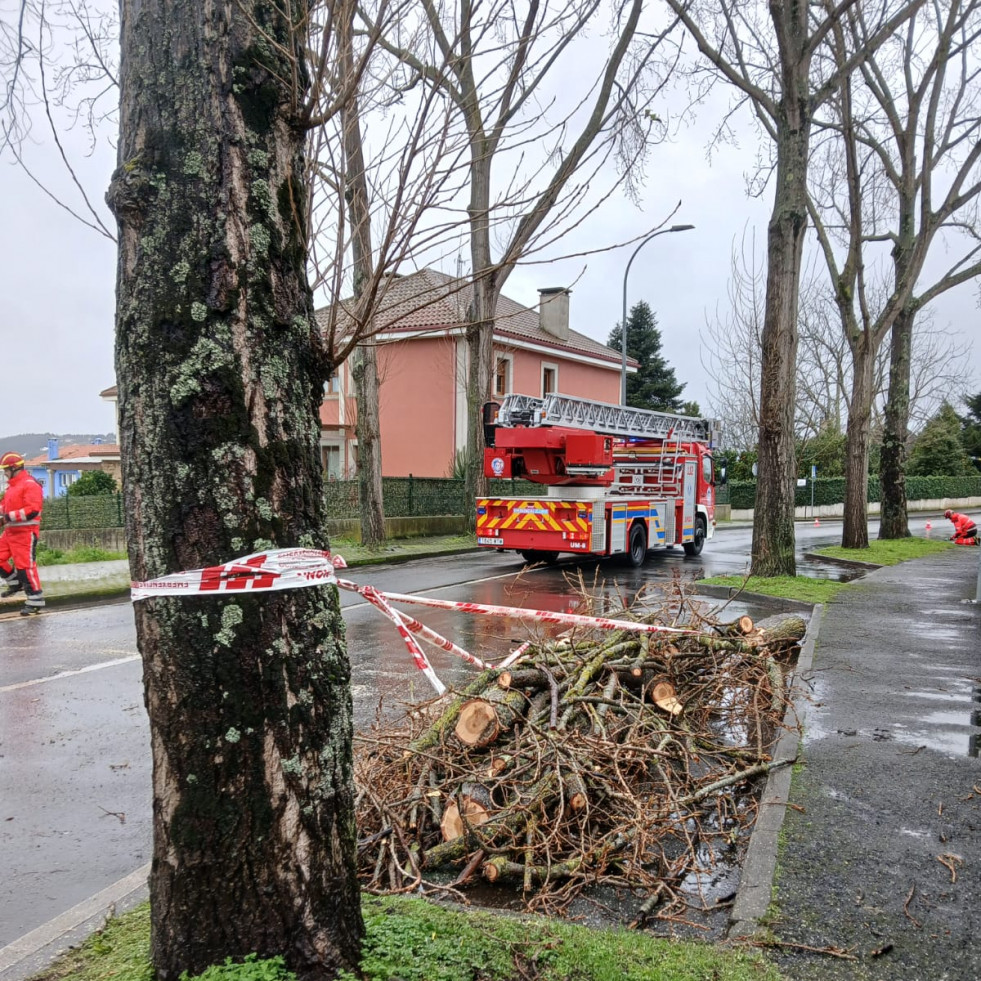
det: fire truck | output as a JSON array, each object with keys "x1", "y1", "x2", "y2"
[{"x1": 476, "y1": 393, "x2": 722, "y2": 566}]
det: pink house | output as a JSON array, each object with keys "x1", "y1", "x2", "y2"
[{"x1": 319, "y1": 268, "x2": 628, "y2": 478}]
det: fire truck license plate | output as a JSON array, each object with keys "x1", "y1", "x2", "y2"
[{"x1": 478, "y1": 536, "x2": 504, "y2": 546}]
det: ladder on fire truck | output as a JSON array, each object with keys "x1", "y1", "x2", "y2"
[
  {"x1": 496, "y1": 393, "x2": 720, "y2": 497},
  {"x1": 496, "y1": 393, "x2": 720, "y2": 446}
]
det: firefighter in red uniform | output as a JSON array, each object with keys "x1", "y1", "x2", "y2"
[
  {"x1": 943, "y1": 509, "x2": 978, "y2": 545},
  {"x1": 0, "y1": 452, "x2": 45, "y2": 615}
]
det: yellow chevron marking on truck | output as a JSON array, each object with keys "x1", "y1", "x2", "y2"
[{"x1": 478, "y1": 500, "x2": 592, "y2": 541}]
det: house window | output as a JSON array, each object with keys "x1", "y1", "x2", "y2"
[
  {"x1": 494, "y1": 356, "x2": 512, "y2": 398},
  {"x1": 541, "y1": 364, "x2": 558, "y2": 396},
  {"x1": 322, "y1": 444, "x2": 342, "y2": 479},
  {"x1": 324, "y1": 371, "x2": 342, "y2": 395}
]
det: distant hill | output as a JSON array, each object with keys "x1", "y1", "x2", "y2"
[{"x1": 0, "y1": 433, "x2": 117, "y2": 459}]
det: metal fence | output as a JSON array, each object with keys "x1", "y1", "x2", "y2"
[
  {"x1": 40, "y1": 493, "x2": 126, "y2": 530},
  {"x1": 41, "y1": 472, "x2": 974, "y2": 530},
  {"x1": 40, "y1": 478, "x2": 542, "y2": 529}
]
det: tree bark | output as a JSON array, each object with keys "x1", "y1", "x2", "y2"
[
  {"x1": 462, "y1": 149, "x2": 496, "y2": 528},
  {"x1": 841, "y1": 337, "x2": 876, "y2": 548},
  {"x1": 750, "y1": 46, "x2": 811, "y2": 577},
  {"x1": 109, "y1": 2, "x2": 362, "y2": 977},
  {"x1": 879, "y1": 309, "x2": 915, "y2": 539},
  {"x1": 340, "y1": 4, "x2": 386, "y2": 548}
]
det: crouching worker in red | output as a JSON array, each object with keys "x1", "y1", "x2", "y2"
[
  {"x1": 0, "y1": 452, "x2": 45, "y2": 615},
  {"x1": 944, "y1": 509, "x2": 978, "y2": 546}
]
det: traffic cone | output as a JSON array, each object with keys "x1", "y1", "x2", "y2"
[
  {"x1": 814, "y1": 517, "x2": 820, "y2": 527},
  {"x1": 925, "y1": 521, "x2": 931, "y2": 538}
]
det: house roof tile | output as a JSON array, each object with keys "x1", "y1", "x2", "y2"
[
  {"x1": 317, "y1": 268, "x2": 632, "y2": 367},
  {"x1": 25, "y1": 444, "x2": 121, "y2": 466}
]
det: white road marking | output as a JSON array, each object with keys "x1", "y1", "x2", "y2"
[{"x1": 0, "y1": 654, "x2": 140, "y2": 693}]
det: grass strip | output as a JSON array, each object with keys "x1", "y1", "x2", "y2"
[
  {"x1": 700, "y1": 535, "x2": 955, "y2": 605},
  {"x1": 697, "y1": 575, "x2": 845, "y2": 605},
  {"x1": 814, "y1": 536, "x2": 952, "y2": 565},
  {"x1": 28, "y1": 896, "x2": 782, "y2": 981}
]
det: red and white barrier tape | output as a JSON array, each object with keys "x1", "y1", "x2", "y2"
[
  {"x1": 376, "y1": 590, "x2": 690, "y2": 637},
  {"x1": 130, "y1": 548, "x2": 343, "y2": 601},
  {"x1": 131, "y1": 548, "x2": 691, "y2": 695}
]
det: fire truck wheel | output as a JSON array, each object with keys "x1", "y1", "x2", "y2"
[
  {"x1": 626, "y1": 522, "x2": 648, "y2": 567},
  {"x1": 683, "y1": 518, "x2": 706, "y2": 557},
  {"x1": 520, "y1": 550, "x2": 559, "y2": 566}
]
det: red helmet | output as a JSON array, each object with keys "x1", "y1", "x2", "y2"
[
  {"x1": 0, "y1": 452, "x2": 25, "y2": 471},
  {"x1": 944, "y1": 510, "x2": 952, "y2": 519}
]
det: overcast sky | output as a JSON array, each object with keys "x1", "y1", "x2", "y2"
[{"x1": 2, "y1": 15, "x2": 978, "y2": 439}]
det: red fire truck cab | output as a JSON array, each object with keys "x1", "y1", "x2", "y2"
[{"x1": 476, "y1": 393, "x2": 722, "y2": 566}]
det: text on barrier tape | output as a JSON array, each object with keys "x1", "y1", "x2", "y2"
[{"x1": 130, "y1": 548, "x2": 344, "y2": 601}]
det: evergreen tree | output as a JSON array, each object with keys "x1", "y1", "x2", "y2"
[
  {"x1": 608, "y1": 301, "x2": 687, "y2": 412},
  {"x1": 906, "y1": 402, "x2": 974, "y2": 476},
  {"x1": 958, "y1": 392, "x2": 981, "y2": 472}
]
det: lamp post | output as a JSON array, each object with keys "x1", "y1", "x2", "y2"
[{"x1": 620, "y1": 224, "x2": 695, "y2": 405}]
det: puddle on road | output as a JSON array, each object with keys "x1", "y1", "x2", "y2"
[
  {"x1": 892, "y1": 724, "x2": 979, "y2": 758},
  {"x1": 798, "y1": 557, "x2": 865, "y2": 582}
]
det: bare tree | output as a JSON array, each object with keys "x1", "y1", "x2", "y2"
[
  {"x1": 806, "y1": 0, "x2": 981, "y2": 546},
  {"x1": 307, "y1": 0, "x2": 471, "y2": 546},
  {"x1": 363, "y1": 0, "x2": 674, "y2": 525},
  {"x1": 1, "y1": 0, "x2": 118, "y2": 238},
  {"x1": 665, "y1": 0, "x2": 922, "y2": 574},
  {"x1": 703, "y1": 231, "x2": 968, "y2": 461}
]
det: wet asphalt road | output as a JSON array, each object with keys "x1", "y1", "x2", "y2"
[{"x1": 0, "y1": 518, "x2": 928, "y2": 947}]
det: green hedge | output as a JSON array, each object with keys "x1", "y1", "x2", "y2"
[
  {"x1": 40, "y1": 493, "x2": 126, "y2": 530},
  {"x1": 728, "y1": 475, "x2": 981, "y2": 510}
]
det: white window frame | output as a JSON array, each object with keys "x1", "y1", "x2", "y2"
[
  {"x1": 494, "y1": 354, "x2": 513, "y2": 398},
  {"x1": 322, "y1": 442, "x2": 343, "y2": 478},
  {"x1": 541, "y1": 362, "x2": 559, "y2": 397}
]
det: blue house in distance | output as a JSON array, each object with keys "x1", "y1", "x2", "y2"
[{"x1": 24, "y1": 438, "x2": 121, "y2": 499}]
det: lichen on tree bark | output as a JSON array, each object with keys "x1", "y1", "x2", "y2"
[{"x1": 108, "y1": 2, "x2": 363, "y2": 977}]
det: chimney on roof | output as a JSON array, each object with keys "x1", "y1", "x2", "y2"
[
  {"x1": 47, "y1": 438, "x2": 59, "y2": 461},
  {"x1": 538, "y1": 287, "x2": 570, "y2": 341}
]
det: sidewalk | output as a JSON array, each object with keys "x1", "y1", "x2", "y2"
[{"x1": 736, "y1": 547, "x2": 981, "y2": 979}]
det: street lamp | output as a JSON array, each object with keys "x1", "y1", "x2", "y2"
[{"x1": 620, "y1": 223, "x2": 695, "y2": 405}]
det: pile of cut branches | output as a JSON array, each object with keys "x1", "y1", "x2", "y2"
[{"x1": 354, "y1": 584, "x2": 806, "y2": 926}]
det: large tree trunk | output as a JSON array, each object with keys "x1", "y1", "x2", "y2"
[
  {"x1": 750, "y1": 66, "x2": 811, "y2": 577},
  {"x1": 108, "y1": 2, "x2": 363, "y2": 978},
  {"x1": 340, "y1": 7, "x2": 386, "y2": 548},
  {"x1": 841, "y1": 339, "x2": 876, "y2": 548},
  {"x1": 878, "y1": 307, "x2": 915, "y2": 540},
  {"x1": 353, "y1": 343, "x2": 386, "y2": 545},
  {"x1": 463, "y1": 153, "x2": 495, "y2": 531}
]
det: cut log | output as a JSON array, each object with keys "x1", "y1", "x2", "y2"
[
  {"x1": 650, "y1": 679, "x2": 683, "y2": 716},
  {"x1": 482, "y1": 854, "x2": 583, "y2": 884},
  {"x1": 753, "y1": 614, "x2": 807, "y2": 651},
  {"x1": 736, "y1": 615, "x2": 755, "y2": 635},
  {"x1": 440, "y1": 783, "x2": 495, "y2": 841},
  {"x1": 497, "y1": 667, "x2": 556, "y2": 691},
  {"x1": 455, "y1": 699, "x2": 499, "y2": 748},
  {"x1": 455, "y1": 688, "x2": 528, "y2": 748},
  {"x1": 562, "y1": 768, "x2": 588, "y2": 811},
  {"x1": 406, "y1": 667, "x2": 501, "y2": 755}
]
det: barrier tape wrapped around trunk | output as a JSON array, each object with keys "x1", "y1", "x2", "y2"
[
  {"x1": 129, "y1": 548, "x2": 343, "y2": 600},
  {"x1": 131, "y1": 548, "x2": 696, "y2": 695}
]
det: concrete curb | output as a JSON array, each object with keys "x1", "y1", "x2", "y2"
[
  {"x1": 727, "y1": 602, "x2": 822, "y2": 938},
  {"x1": 0, "y1": 866, "x2": 150, "y2": 981}
]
